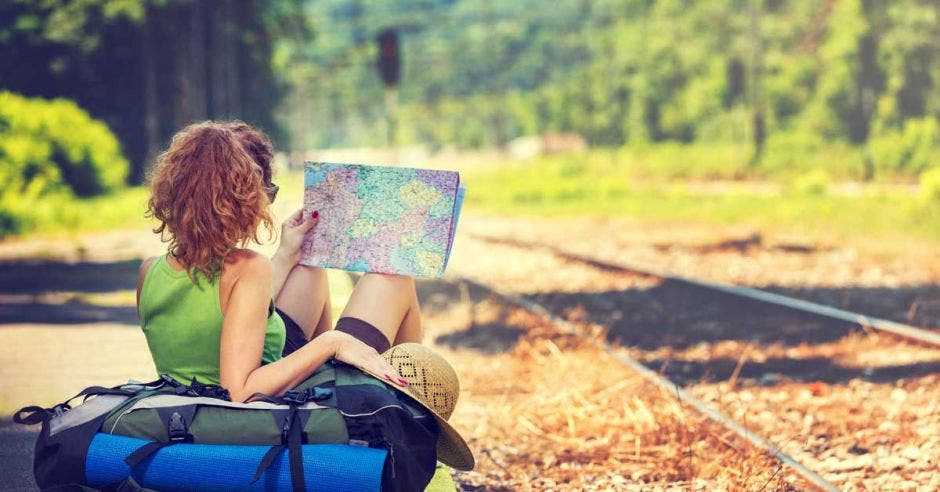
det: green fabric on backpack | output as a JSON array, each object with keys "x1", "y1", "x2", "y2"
[
  {"x1": 103, "y1": 365, "x2": 349, "y2": 446},
  {"x1": 138, "y1": 254, "x2": 286, "y2": 385},
  {"x1": 106, "y1": 401, "x2": 349, "y2": 445}
]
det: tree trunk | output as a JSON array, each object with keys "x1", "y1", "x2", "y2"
[
  {"x1": 208, "y1": 0, "x2": 242, "y2": 119},
  {"x1": 172, "y1": 0, "x2": 207, "y2": 127},
  {"x1": 141, "y1": 2, "x2": 160, "y2": 178},
  {"x1": 749, "y1": 0, "x2": 764, "y2": 164}
]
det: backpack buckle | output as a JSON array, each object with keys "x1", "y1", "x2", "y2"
[
  {"x1": 167, "y1": 411, "x2": 193, "y2": 443},
  {"x1": 280, "y1": 415, "x2": 292, "y2": 444},
  {"x1": 282, "y1": 387, "x2": 333, "y2": 405},
  {"x1": 160, "y1": 374, "x2": 182, "y2": 388},
  {"x1": 278, "y1": 413, "x2": 308, "y2": 445},
  {"x1": 281, "y1": 390, "x2": 307, "y2": 405},
  {"x1": 310, "y1": 387, "x2": 333, "y2": 402}
]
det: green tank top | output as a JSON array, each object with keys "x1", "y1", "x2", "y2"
[{"x1": 138, "y1": 254, "x2": 286, "y2": 385}]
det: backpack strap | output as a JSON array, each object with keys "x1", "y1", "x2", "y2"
[
  {"x1": 246, "y1": 386, "x2": 334, "y2": 406},
  {"x1": 250, "y1": 405, "x2": 312, "y2": 491},
  {"x1": 12, "y1": 377, "x2": 167, "y2": 426},
  {"x1": 68, "y1": 377, "x2": 167, "y2": 406},
  {"x1": 159, "y1": 374, "x2": 231, "y2": 400},
  {"x1": 251, "y1": 443, "x2": 286, "y2": 484},
  {"x1": 109, "y1": 474, "x2": 158, "y2": 492},
  {"x1": 285, "y1": 408, "x2": 306, "y2": 492},
  {"x1": 12, "y1": 405, "x2": 52, "y2": 425}
]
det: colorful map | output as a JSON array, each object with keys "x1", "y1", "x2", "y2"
[{"x1": 299, "y1": 162, "x2": 465, "y2": 277}]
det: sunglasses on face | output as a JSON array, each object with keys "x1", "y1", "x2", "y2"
[{"x1": 264, "y1": 183, "x2": 279, "y2": 203}]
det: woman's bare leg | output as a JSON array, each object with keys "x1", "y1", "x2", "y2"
[
  {"x1": 275, "y1": 265, "x2": 332, "y2": 340},
  {"x1": 340, "y1": 273, "x2": 422, "y2": 347}
]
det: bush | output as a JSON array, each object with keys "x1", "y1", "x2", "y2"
[
  {"x1": 0, "y1": 91, "x2": 128, "y2": 199},
  {"x1": 0, "y1": 91, "x2": 128, "y2": 236},
  {"x1": 792, "y1": 169, "x2": 831, "y2": 196},
  {"x1": 619, "y1": 142, "x2": 753, "y2": 180},
  {"x1": 920, "y1": 167, "x2": 940, "y2": 206},
  {"x1": 867, "y1": 117, "x2": 940, "y2": 178},
  {"x1": 759, "y1": 131, "x2": 866, "y2": 179}
]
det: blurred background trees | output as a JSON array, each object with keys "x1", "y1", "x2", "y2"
[
  {"x1": 1, "y1": 0, "x2": 939, "y2": 237},
  {"x1": 291, "y1": 0, "x2": 939, "y2": 179},
  {"x1": 0, "y1": 0, "x2": 309, "y2": 185}
]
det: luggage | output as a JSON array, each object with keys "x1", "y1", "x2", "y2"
[{"x1": 14, "y1": 360, "x2": 440, "y2": 491}]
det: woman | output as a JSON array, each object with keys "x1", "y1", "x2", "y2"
[{"x1": 136, "y1": 120, "x2": 418, "y2": 402}]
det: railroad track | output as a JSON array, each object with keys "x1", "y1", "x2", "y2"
[
  {"x1": 456, "y1": 276, "x2": 839, "y2": 491},
  {"x1": 457, "y1": 234, "x2": 940, "y2": 490},
  {"x1": 472, "y1": 234, "x2": 940, "y2": 348}
]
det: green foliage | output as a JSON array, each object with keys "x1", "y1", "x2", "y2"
[
  {"x1": 798, "y1": 0, "x2": 872, "y2": 142},
  {"x1": 920, "y1": 167, "x2": 940, "y2": 206},
  {"x1": 870, "y1": 1, "x2": 940, "y2": 133},
  {"x1": 759, "y1": 131, "x2": 866, "y2": 178},
  {"x1": 463, "y1": 153, "x2": 940, "y2": 244},
  {"x1": 0, "y1": 91, "x2": 128, "y2": 235},
  {"x1": 791, "y1": 169, "x2": 831, "y2": 196},
  {"x1": 868, "y1": 117, "x2": 940, "y2": 176},
  {"x1": 616, "y1": 143, "x2": 752, "y2": 180},
  {"x1": 3, "y1": 187, "x2": 149, "y2": 239},
  {"x1": 1, "y1": 0, "x2": 303, "y2": 183},
  {"x1": 284, "y1": 0, "x2": 939, "y2": 181}
]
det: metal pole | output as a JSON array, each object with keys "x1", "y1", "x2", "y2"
[{"x1": 385, "y1": 86, "x2": 399, "y2": 163}]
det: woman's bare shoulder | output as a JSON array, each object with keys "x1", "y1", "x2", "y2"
[
  {"x1": 136, "y1": 255, "x2": 161, "y2": 307},
  {"x1": 138, "y1": 255, "x2": 160, "y2": 276},
  {"x1": 224, "y1": 249, "x2": 272, "y2": 279}
]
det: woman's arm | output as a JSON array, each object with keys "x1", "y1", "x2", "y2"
[
  {"x1": 270, "y1": 208, "x2": 319, "y2": 299},
  {"x1": 270, "y1": 252, "x2": 296, "y2": 300},
  {"x1": 220, "y1": 255, "x2": 327, "y2": 401},
  {"x1": 220, "y1": 255, "x2": 405, "y2": 402}
]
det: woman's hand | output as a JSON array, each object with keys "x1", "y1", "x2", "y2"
[
  {"x1": 274, "y1": 208, "x2": 319, "y2": 265},
  {"x1": 326, "y1": 331, "x2": 409, "y2": 387}
]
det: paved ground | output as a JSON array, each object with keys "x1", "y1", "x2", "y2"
[{"x1": 0, "y1": 421, "x2": 36, "y2": 491}]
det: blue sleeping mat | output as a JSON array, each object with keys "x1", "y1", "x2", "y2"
[{"x1": 86, "y1": 433, "x2": 387, "y2": 491}]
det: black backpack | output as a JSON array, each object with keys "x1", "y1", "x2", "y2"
[{"x1": 15, "y1": 360, "x2": 440, "y2": 491}]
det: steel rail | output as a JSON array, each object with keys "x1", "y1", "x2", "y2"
[
  {"x1": 456, "y1": 276, "x2": 840, "y2": 492},
  {"x1": 473, "y1": 234, "x2": 940, "y2": 348}
]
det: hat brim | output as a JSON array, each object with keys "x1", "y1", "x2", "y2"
[{"x1": 358, "y1": 366, "x2": 475, "y2": 471}]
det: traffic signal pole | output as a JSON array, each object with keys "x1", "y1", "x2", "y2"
[
  {"x1": 376, "y1": 28, "x2": 401, "y2": 155},
  {"x1": 385, "y1": 86, "x2": 399, "y2": 149}
]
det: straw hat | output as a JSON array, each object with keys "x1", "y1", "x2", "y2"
[{"x1": 377, "y1": 343, "x2": 475, "y2": 471}]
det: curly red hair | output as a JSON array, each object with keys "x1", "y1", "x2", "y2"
[{"x1": 146, "y1": 121, "x2": 276, "y2": 281}]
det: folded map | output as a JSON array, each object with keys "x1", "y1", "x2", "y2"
[{"x1": 299, "y1": 162, "x2": 465, "y2": 277}]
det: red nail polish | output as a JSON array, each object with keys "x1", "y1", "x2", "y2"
[
  {"x1": 312, "y1": 210, "x2": 319, "y2": 219},
  {"x1": 398, "y1": 378, "x2": 409, "y2": 386},
  {"x1": 383, "y1": 374, "x2": 393, "y2": 381}
]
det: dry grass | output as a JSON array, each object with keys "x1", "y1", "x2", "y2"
[
  {"x1": 443, "y1": 230, "x2": 939, "y2": 490},
  {"x1": 429, "y1": 298, "x2": 803, "y2": 490}
]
